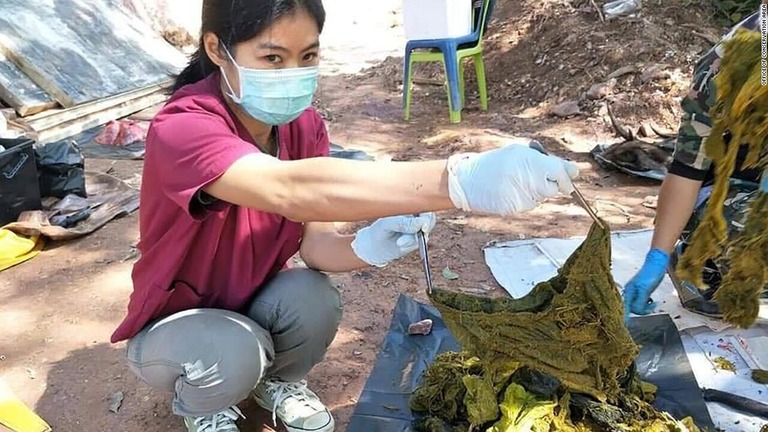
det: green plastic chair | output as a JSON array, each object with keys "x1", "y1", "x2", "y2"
[{"x1": 403, "y1": 0, "x2": 494, "y2": 123}]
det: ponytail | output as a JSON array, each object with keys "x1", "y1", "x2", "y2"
[{"x1": 171, "y1": 45, "x2": 218, "y2": 93}]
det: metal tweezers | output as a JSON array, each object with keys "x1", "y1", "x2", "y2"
[
  {"x1": 570, "y1": 185, "x2": 605, "y2": 229},
  {"x1": 527, "y1": 140, "x2": 604, "y2": 229},
  {"x1": 415, "y1": 222, "x2": 434, "y2": 294}
]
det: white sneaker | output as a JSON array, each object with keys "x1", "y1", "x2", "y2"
[
  {"x1": 252, "y1": 378, "x2": 334, "y2": 432},
  {"x1": 184, "y1": 406, "x2": 244, "y2": 432}
]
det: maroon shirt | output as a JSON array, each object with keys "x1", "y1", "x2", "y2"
[{"x1": 111, "y1": 73, "x2": 329, "y2": 343}]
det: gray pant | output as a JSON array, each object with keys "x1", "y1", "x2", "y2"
[{"x1": 125, "y1": 269, "x2": 342, "y2": 418}]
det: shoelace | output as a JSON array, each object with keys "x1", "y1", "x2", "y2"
[
  {"x1": 263, "y1": 379, "x2": 312, "y2": 426},
  {"x1": 193, "y1": 406, "x2": 244, "y2": 432}
]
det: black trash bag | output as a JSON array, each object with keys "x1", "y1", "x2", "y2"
[
  {"x1": 0, "y1": 138, "x2": 42, "y2": 226},
  {"x1": 590, "y1": 139, "x2": 674, "y2": 181},
  {"x1": 330, "y1": 142, "x2": 374, "y2": 161},
  {"x1": 35, "y1": 141, "x2": 87, "y2": 198}
]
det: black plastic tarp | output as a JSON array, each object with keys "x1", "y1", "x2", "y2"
[{"x1": 348, "y1": 294, "x2": 714, "y2": 431}]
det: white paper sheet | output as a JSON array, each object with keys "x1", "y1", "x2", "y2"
[
  {"x1": 682, "y1": 327, "x2": 768, "y2": 432},
  {"x1": 484, "y1": 229, "x2": 740, "y2": 332},
  {"x1": 483, "y1": 241, "x2": 560, "y2": 298}
]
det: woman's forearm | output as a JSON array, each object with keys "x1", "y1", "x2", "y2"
[
  {"x1": 300, "y1": 230, "x2": 368, "y2": 272},
  {"x1": 206, "y1": 154, "x2": 456, "y2": 222},
  {"x1": 650, "y1": 173, "x2": 703, "y2": 253}
]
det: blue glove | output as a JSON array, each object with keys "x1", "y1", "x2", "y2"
[{"x1": 623, "y1": 248, "x2": 670, "y2": 320}]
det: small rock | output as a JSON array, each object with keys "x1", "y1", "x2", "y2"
[
  {"x1": 690, "y1": 44, "x2": 704, "y2": 55},
  {"x1": 608, "y1": 65, "x2": 640, "y2": 79},
  {"x1": 603, "y1": 0, "x2": 641, "y2": 19},
  {"x1": 586, "y1": 82, "x2": 612, "y2": 100},
  {"x1": 551, "y1": 100, "x2": 581, "y2": 118},
  {"x1": 640, "y1": 65, "x2": 669, "y2": 83},
  {"x1": 408, "y1": 319, "x2": 433, "y2": 336},
  {"x1": 642, "y1": 195, "x2": 658, "y2": 209},
  {"x1": 108, "y1": 390, "x2": 124, "y2": 413},
  {"x1": 441, "y1": 267, "x2": 460, "y2": 280},
  {"x1": 587, "y1": 79, "x2": 616, "y2": 100}
]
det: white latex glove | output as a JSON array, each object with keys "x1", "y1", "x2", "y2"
[
  {"x1": 447, "y1": 142, "x2": 579, "y2": 215},
  {"x1": 351, "y1": 213, "x2": 436, "y2": 267}
]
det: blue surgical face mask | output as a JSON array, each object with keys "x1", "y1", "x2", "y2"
[{"x1": 220, "y1": 47, "x2": 318, "y2": 126}]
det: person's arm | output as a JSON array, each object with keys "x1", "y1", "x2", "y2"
[
  {"x1": 205, "y1": 155, "x2": 455, "y2": 222},
  {"x1": 623, "y1": 29, "x2": 718, "y2": 318},
  {"x1": 624, "y1": 173, "x2": 702, "y2": 318},
  {"x1": 650, "y1": 173, "x2": 703, "y2": 253},
  {"x1": 299, "y1": 222, "x2": 367, "y2": 272},
  {"x1": 649, "y1": 25, "x2": 726, "y2": 253},
  {"x1": 201, "y1": 140, "x2": 578, "y2": 223}
]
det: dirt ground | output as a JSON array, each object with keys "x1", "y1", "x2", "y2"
[{"x1": 1, "y1": 1, "x2": 731, "y2": 431}]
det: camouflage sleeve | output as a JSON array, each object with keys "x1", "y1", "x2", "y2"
[
  {"x1": 671, "y1": 53, "x2": 717, "y2": 175},
  {"x1": 670, "y1": 12, "x2": 761, "y2": 179}
]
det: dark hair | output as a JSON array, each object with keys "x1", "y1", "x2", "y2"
[{"x1": 172, "y1": 0, "x2": 325, "y2": 92}]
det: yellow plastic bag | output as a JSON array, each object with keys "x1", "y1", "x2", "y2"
[
  {"x1": 0, "y1": 377, "x2": 51, "y2": 432},
  {"x1": 0, "y1": 228, "x2": 44, "y2": 272}
]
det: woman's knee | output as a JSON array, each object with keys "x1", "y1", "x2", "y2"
[
  {"x1": 125, "y1": 309, "x2": 274, "y2": 413},
  {"x1": 249, "y1": 269, "x2": 343, "y2": 343},
  {"x1": 291, "y1": 269, "x2": 343, "y2": 327},
  {"x1": 299, "y1": 270, "x2": 343, "y2": 342}
]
